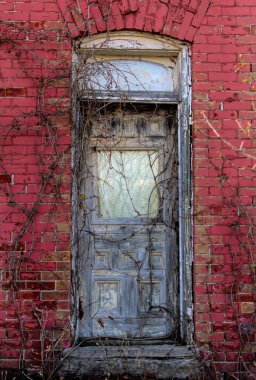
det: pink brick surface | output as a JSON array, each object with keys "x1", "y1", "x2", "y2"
[{"x1": 0, "y1": 0, "x2": 256, "y2": 378}]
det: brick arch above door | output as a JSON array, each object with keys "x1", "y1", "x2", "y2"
[{"x1": 57, "y1": 0, "x2": 211, "y2": 41}]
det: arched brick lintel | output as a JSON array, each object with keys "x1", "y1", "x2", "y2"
[{"x1": 57, "y1": 0, "x2": 211, "y2": 42}]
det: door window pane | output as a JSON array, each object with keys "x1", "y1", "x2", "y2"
[{"x1": 98, "y1": 151, "x2": 159, "y2": 218}]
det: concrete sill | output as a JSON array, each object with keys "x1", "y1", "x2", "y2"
[{"x1": 61, "y1": 344, "x2": 200, "y2": 379}]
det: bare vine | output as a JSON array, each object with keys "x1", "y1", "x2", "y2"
[{"x1": 0, "y1": 13, "x2": 255, "y2": 380}]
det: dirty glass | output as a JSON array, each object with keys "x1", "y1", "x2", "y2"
[
  {"x1": 85, "y1": 60, "x2": 174, "y2": 93},
  {"x1": 98, "y1": 151, "x2": 159, "y2": 218}
]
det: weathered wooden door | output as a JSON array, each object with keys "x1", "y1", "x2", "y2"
[{"x1": 80, "y1": 104, "x2": 178, "y2": 339}]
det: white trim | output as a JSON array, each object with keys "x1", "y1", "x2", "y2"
[{"x1": 79, "y1": 31, "x2": 185, "y2": 55}]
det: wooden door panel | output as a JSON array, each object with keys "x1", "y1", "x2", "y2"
[
  {"x1": 92, "y1": 317, "x2": 171, "y2": 338},
  {"x1": 81, "y1": 105, "x2": 178, "y2": 338},
  {"x1": 91, "y1": 228, "x2": 168, "y2": 337}
]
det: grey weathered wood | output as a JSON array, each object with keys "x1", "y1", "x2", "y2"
[
  {"x1": 61, "y1": 345, "x2": 200, "y2": 379},
  {"x1": 78, "y1": 106, "x2": 178, "y2": 339},
  {"x1": 177, "y1": 45, "x2": 193, "y2": 343},
  {"x1": 81, "y1": 91, "x2": 179, "y2": 103}
]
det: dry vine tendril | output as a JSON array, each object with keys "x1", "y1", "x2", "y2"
[{"x1": 0, "y1": 13, "x2": 255, "y2": 380}]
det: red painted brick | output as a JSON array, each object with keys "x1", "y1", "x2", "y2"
[
  {"x1": 185, "y1": 25, "x2": 198, "y2": 42},
  {"x1": 177, "y1": 11, "x2": 194, "y2": 40},
  {"x1": 222, "y1": 7, "x2": 251, "y2": 16},
  {"x1": 199, "y1": 25, "x2": 222, "y2": 35},
  {"x1": 193, "y1": 63, "x2": 222, "y2": 72},
  {"x1": 236, "y1": 0, "x2": 256, "y2": 5},
  {"x1": 209, "y1": 110, "x2": 238, "y2": 119},
  {"x1": 209, "y1": 72, "x2": 237, "y2": 81},
  {"x1": 192, "y1": 0, "x2": 211, "y2": 27},
  {"x1": 208, "y1": 53, "x2": 236, "y2": 62},
  {"x1": 90, "y1": 4, "x2": 106, "y2": 32},
  {"x1": 0, "y1": 174, "x2": 12, "y2": 184},
  {"x1": 119, "y1": 0, "x2": 131, "y2": 15},
  {"x1": 236, "y1": 16, "x2": 256, "y2": 25},
  {"x1": 206, "y1": 16, "x2": 237, "y2": 26},
  {"x1": 224, "y1": 101, "x2": 251, "y2": 110},
  {"x1": 111, "y1": 2, "x2": 125, "y2": 30},
  {"x1": 192, "y1": 44, "x2": 222, "y2": 53},
  {"x1": 15, "y1": 2, "x2": 44, "y2": 11},
  {"x1": 212, "y1": 0, "x2": 235, "y2": 5},
  {"x1": 223, "y1": 26, "x2": 251, "y2": 35},
  {"x1": 153, "y1": 3, "x2": 168, "y2": 33},
  {"x1": 0, "y1": 1, "x2": 255, "y2": 377}
]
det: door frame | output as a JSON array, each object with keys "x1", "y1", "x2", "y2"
[{"x1": 71, "y1": 32, "x2": 193, "y2": 344}]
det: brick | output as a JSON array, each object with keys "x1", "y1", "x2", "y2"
[
  {"x1": 222, "y1": 26, "x2": 251, "y2": 35},
  {"x1": 240, "y1": 302, "x2": 256, "y2": 314},
  {"x1": 239, "y1": 111, "x2": 256, "y2": 119},
  {"x1": 186, "y1": 0, "x2": 199, "y2": 13},
  {"x1": 124, "y1": 12, "x2": 135, "y2": 28},
  {"x1": 222, "y1": 81, "x2": 250, "y2": 91},
  {"x1": 193, "y1": 63, "x2": 222, "y2": 72},
  {"x1": 147, "y1": 0, "x2": 158, "y2": 16},
  {"x1": 206, "y1": 16, "x2": 237, "y2": 26},
  {"x1": 0, "y1": 3, "x2": 14, "y2": 11},
  {"x1": 199, "y1": 25, "x2": 222, "y2": 35},
  {"x1": 0, "y1": 174, "x2": 12, "y2": 184},
  {"x1": 193, "y1": 43, "x2": 222, "y2": 53},
  {"x1": 208, "y1": 54, "x2": 236, "y2": 63},
  {"x1": 208, "y1": 72, "x2": 237, "y2": 81},
  {"x1": 15, "y1": 2, "x2": 44, "y2": 11},
  {"x1": 237, "y1": 35, "x2": 256, "y2": 44},
  {"x1": 30, "y1": 12, "x2": 60, "y2": 21},
  {"x1": 119, "y1": 0, "x2": 130, "y2": 14},
  {"x1": 110, "y1": 2, "x2": 125, "y2": 30},
  {"x1": 185, "y1": 25, "x2": 198, "y2": 42},
  {"x1": 212, "y1": 0, "x2": 235, "y2": 5},
  {"x1": 224, "y1": 101, "x2": 251, "y2": 110},
  {"x1": 153, "y1": 3, "x2": 168, "y2": 33},
  {"x1": 134, "y1": 0, "x2": 148, "y2": 29},
  {"x1": 237, "y1": 16, "x2": 256, "y2": 25},
  {"x1": 222, "y1": 7, "x2": 252, "y2": 16},
  {"x1": 42, "y1": 251, "x2": 70, "y2": 261},
  {"x1": 208, "y1": 110, "x2": 237, "y2": 119},
  {"x1": 177, "y1": 11, "x2": 194, "y2": 40},
  {"x1": 41, "y1": 291, "x2": 67, "y2": 301},
  {"x1": 129, "y1": 0, "x2": 138, "y2": 12},
  {"x1": 56, "y1": 223, "x2": 70, "y2": 233},
  {"x1": 236, "y1": 0, "x2": 256, "y2": 5},
  {"x1": 191, "y1": 0, "x2": 210, "y2": 28},
  {"x1": 56, "y1": 281, "x2": 70, "y2": 290},
  {"x1": 207, "y1": 35, "x2": 236, "y2": 44}
]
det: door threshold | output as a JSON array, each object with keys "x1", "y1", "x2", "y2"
[
  {"x1": 61, "y1": 344, "x2": 200, "y2": 379},
  {"x1": 78, "y1": 337, "x2": 182, "y2": 346}
]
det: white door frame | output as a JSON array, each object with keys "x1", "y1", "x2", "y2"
[{"x1": 71, "y1": 31, "x2": 193, "y2": 343}]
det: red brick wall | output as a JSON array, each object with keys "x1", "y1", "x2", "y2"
[
  {"x1": 0, "y1": 1, "x2": 72, "y2": 369},
  {"x1": 192, "y1": 2, "x2": 256, "y2": 375},
  {"x1": 0, "y1": 0, "x2": 255, "y2": 377}
]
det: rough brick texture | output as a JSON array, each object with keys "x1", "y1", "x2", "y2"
[
  {"x1": 57, "y1": 0, "x2": 211, "y2": 41},
  {"x1": 0, "y1": 0, "x2": 72, "y2": 369},
  {"x1": 0, "y1": 0, "x2": 256, "y2": 378},
  {"x1": 192, "y1": 2, "x2": 256, "y2": 377}
]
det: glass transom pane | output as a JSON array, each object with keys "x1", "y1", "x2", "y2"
[
  {"x1": 84, "y1": 60, "x2": 174, "y2": 93},
  {"x1": 98, "y1": 151, "x2": 159, "y2": 218}
]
